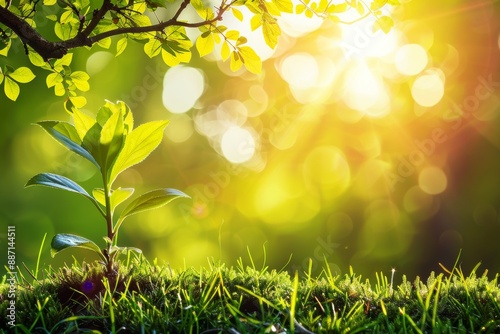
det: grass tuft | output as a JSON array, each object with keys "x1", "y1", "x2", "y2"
[{"x1": 1, "y1": 255, "x2": 500, "y2": 333}]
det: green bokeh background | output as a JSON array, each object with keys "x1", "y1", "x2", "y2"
[{"x1": 1, "y1": 0, "x2": 499, "y2": 281}]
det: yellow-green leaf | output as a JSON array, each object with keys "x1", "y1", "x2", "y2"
[
  {"x1": 8, "y1": 67, "x2": 36, "y2": 83},
  {"x1": 116, "y1": 37, "x2": 128, "y2": 57},
  {"x1": 144, "y1": 38, "x2": 162, "y2": 58},
  {"x1": 54, "y1": 83, "x2": 66, "y2": 96},
  {"x1": 70, "y1": 71, "x2": 90, "y2": 91},
  {"x1": 96, "y1": 37, "x2": 112, "y2": 49},
  {"x1": 109, "y1": 120, "x2": 169, "y2": 185},
  {"x1": 196, "y1": 33, "x2": 215, "y2": 57},
  {"x1": 46, "y1": 72, "x2": 62, "y2": 88},
  {"x1": 43, "y1": 0, "x2": 57, "y2": 5},
  {"x1": 4, "y1": 77, "x2": 20, "y2": 101},
  {"x1": 73, "y1": 108, "x2": 97, "y2": 141},
  {"x1": 69, "y1": 96, "x2": 87, "y2": 109},
  {"x1": 239, "y1": 46, "x2": 262, "y2": 74},
  {"x1": 29, "y1": 51, "x2": 45, "y2": 66},
  {"x1": 0, "y1": 39, "x2": 11, "y2": 56},
  {"x1": 93, "y1": 187, "x2": 135, "y2": 213}
]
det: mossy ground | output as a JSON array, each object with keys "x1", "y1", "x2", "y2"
[{"x1": 1, "y1": 255, "x2": 500, "y2": 333}]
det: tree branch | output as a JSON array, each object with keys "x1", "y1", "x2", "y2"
[
  {"x1": 0, "y1": 0, "x2": 230, "y2": 61},
  {"x1": 0, "y1": 6, "x2": 67, "y2": 60}
]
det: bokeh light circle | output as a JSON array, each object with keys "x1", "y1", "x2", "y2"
[
  {"x1": 279, "y1": 53, "x2": 319, "y2": 89},
  {"x1": 411, "y1": 73, "x2": 445, "y2": 107},
  {"x1": 221, "y1": 126, "x2": 256, "y2": 163},
  {"x1": 162, "y1": 66, "x2": 205, "y2": 113},
  {"x1": 86, "y1": 51, "x2": 114, "y2": 75},
  {"x1": 165, "y1": 113, "x2": 194, "y2": 143},
  {"x1": 419, "y1": 166, "x2": 447, "y2": 195},
  {"x1": 395, "y1": 44, "x2": 428, "y2": 76}
]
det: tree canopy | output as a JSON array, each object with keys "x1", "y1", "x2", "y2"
[{"x1": 0, "y1": 0, "x2": 399, "y2": 107}]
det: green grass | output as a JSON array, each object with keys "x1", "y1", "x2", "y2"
[{"x1": 1, "y1": 254, "x2": 500, "y2": 333}]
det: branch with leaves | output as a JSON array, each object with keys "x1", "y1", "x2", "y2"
[{"x1": 0, "y1": 0, "x2": 399, "y2": 104}]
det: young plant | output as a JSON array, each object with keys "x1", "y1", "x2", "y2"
[{"x1": 25, "y1": 100, "x2": 189, "y2": 275}]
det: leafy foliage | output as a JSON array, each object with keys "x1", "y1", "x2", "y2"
[
  {"x1": 0, "y1": 0, "x2": 399, "y2": 103},
  {"x1": 25, "y1": 100, "x2": 190, "y2": 274}
]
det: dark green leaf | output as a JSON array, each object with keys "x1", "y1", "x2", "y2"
[
  {"x1": 37, "y1": 121, "x2": 100, "y2": 168},
  {"x1": 51, "y1": 233, "x2": 105, "y2": 261},
  {"x1": 25, "y1": 173, "x2": 99, "y2": 207}
]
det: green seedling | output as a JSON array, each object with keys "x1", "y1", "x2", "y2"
[{"x1": 25, "y1": 100, "x2": 190, "y2": 275}]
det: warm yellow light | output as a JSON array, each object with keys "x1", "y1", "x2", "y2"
[
  {"x1": 411, "y1": 72, "x2": 445, "y2": 107},
  {"x1": 221, "y1": 126, "x2": 256, "y2": 163},
  {"x1": 343, "y1": 61, "x2": 390, "y2": 116},
  {"x1": 279, "y1": 53, "x2": 319, "y2": 89},
  {"x1": 395, "y1": 44, "x2": 428, "y2": 76},
  {"x1": 162, "y1": 66, "x2": 205, "y2": 113},
  {"x1": 419, "y1": 166, "x2": 447, "y2": 195}
]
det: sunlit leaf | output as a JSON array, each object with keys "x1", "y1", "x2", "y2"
[
  {"x1": 73, "y1": 108, "x2": 97, "y2": 141},
  {"x1": 272, "y1": 0, "x2": 293, "y2": 13},
  {"x1": 232, "y1": 7, "x2": 244, "y2": 21},
  {"x1": 9, "y1": 67, "x2": 36, "y2": 83},
  {"x1": 46, "y1": 72, "x2": 62, "y2": 88},
  {"x1": 144, "y1": 38, "x2": 162, "y2": 58},
  {"x1": 70, "y1": 71, "x2": 90, "y2": 91},
  {"x1": 4, "y1": 77, "x2": 20, "y2": 101},
  {"x1": 36, "y1": 121, "x2": 100, "y2": 168},
  {"x1": 99, "y1": 109, "x2": 125, "y2": 174},
  {"x1": 43, "y1": 0, "x2": 57, "y2": 5},
  {"x1": 230, "y1": 51, "x2": 243, "y2": 72},
  {"x1": 370, "y1": 0, "x2": 388, "y2": 10},
  {"x1": 117, "y1": 188, "x2": 190, "y2": 223},
  {"x1": 239, "y1": 46, "x2": 262, "y2": 74},
  {"x1": 262, "y1": 18, "x2": 280, "y2": 49},
  {"x1": 116, "y1": 37, "x2": 128, "y2": 57},
  {"x1": 109, "y1": 120, "x2": 169, "y2": 185},
  {"x1": 29, "y1": 51, "x2": 45, "y2": 66},
  {"x1": 51, "y1": 233, "x2": 105, "y2": 261},
  {"x1": 196, "y1": 32, "x2": 215, "y2": 57},
  {"x1": 93, "y1": 187, "x2": 134, "y2": 213},
  {"x1": 221, "y1": 41, "x2": 231, "y2": 61}
]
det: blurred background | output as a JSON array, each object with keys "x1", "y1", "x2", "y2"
[{"x1": 1, "y1": 0, "x2": 499, "y2": 281}]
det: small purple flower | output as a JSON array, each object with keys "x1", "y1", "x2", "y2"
[{"x1": 81, "y1": 279, "x2": 94, "y2": 294}]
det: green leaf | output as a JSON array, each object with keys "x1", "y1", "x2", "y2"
[
  {"x1": 4, "y1": 76, "x2": 20, "y2": 101},
  {"x1": 109, "y1": 120, "x2": 169, "y2": 185},
  {"x1": 36, "y1": 121, "x2": 100, "y2": 168},
  {"x1": 99, "y1": 110, "x2": 125, "y2": 175},
  {"x1": 93, "y1": 187, "x2": 134, "y2": 213},
  {"x1": 25, "y1": 173, "x2": 99, "y2": 206},
  {"x1": 51, "y1": 233, "x2": 105, "y2": 261},
  {"x1": 115, "y1": 188, "x2": 190, "y2": 232},
  {"x1": 9, "y1": 67, "x2": 36, "y2": 83}
]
